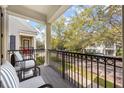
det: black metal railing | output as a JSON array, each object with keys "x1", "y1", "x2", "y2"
[
  {"x1": 8, "y1": 49, "x2": 45, "y2": 64},
  {"x1": 7, "y1": 49, "x2": 123, "y2": 87},
  {"x1": 49, "y1": 49, "x2": 123, "y2": 88}
]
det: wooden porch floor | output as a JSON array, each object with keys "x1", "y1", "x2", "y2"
[{"x1": 39, "y1": 65, "x2": 73, "y2": 88}]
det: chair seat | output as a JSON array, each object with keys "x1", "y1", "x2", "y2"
[
  {"x1": 19, "y1": 76, "x2": 45, "y2": 88},
  {"x1": 24, "y1": 60, "x2": 35, "y2": 68}
]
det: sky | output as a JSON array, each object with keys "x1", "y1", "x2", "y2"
[
  {"x1": 28, "y1": 5, "x2": 76, "y2": 28},
  {"x1": 26, "y1": 5, "x2": 96, "y2": 41},
  {"x1": 26, "y1": 5, "x2": 77, "y2": 41},
  {"x1": 63, "y1": 5, "x2": 77, "y2": 18}
]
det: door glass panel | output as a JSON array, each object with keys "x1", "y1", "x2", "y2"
[{"x1": 23, "y1": 40, "x2": 29, "y2": 48}]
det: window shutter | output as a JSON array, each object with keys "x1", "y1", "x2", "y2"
[{"x1": 10, "y1": 35, "x2": 16, "y2": 50}]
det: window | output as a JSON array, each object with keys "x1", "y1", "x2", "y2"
[{"x1": 10, "y1": 35, "x2": 16, "y2": 50}]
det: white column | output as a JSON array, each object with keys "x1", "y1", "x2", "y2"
[
  {"x1": 33, "y1": 36, "x2": 36, "y2": 49},
  {"x1": 1, "y1": 5, "x2": 9, "y2": 62},
  {"x1": 113, "y1": 43, "x2": 116, "y2": 56},
  {"x1": 44, "y1": 23, "x2": 51, "y2": 66}
]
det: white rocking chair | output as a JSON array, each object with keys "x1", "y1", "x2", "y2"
[{"x1": 0, "y1": 61, "x2": 53, "y2": 88}]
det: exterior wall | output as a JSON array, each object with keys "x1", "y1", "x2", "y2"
[
  {"x1": 85, "y1": 43, "x2": 116, "y2": 56},
  {"x1": 8, "y1": 15, "x2": 37, "y2": 50},
  {"x1": 8, "y1": 15, "x2": 20, "y2": 50}
]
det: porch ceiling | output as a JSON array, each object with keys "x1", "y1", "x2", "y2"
[{"x1": 6, "y1": 5, "x2": 70, "y2": 23}]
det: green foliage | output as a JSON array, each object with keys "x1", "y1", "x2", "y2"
[
  {"x1": 36, "y1": 56, "x2": 44, "y2": 65},
  {"x1": 50, "y1": 56, "x2": 61, "y2": 63},
  {"x1": 51, "y1": 5, "x2": 122, "y2": 52},
  {"x1": 116, "y1": 47, "x2": 123, "y2": 56},
  {"x1": 36, "y1": 39, "x2": 44, "y2": 49},
  {"x1": 51, "y1": 17, "x2": 66, "y2": 50}
]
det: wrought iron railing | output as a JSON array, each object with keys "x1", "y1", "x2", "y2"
[
  {"x1": 8, "y1": 49, "x2": 123, "y2": 87},
  {"x1": 8, "y1": 49, "x2": 45, "y2": 64},
  {"x1": 49, "y1": 49, "x2": 123, "y2": 88}
]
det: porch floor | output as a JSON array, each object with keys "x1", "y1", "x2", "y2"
[{"x1": 39, "y1": 65, "x2": 73, "y2": 88}]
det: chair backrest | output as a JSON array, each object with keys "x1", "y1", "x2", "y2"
[
  {"x1": 11, "y1": 54, "x2": 16, "y2": 67},
  {"x1": 0, "y1": 61, "x2": 19, "y2": 88},
  {"x1": 14, "y1": 51, "x2": 23, "y2": 61}
]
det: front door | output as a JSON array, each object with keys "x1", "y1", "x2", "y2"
[{"x1": 23, "y1": 39, "x2": 30, "y2": 48}]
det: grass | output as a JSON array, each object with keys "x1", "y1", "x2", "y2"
[
  {"x1": 50, "y1": 56, "x2": 61, "y2": 63},
  {"x1": 94, "y1": 77, "x2": 114, "y2": 88},
  {"x1": 50, "y1": 55, "x2": 73, "y2": 71}
]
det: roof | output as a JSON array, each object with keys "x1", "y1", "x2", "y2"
[
  {"x1": 9, "y1": 15, "x2": 38, "y2": 35},
  {"x1": 7, "y1": 5, "x2": 70, "y2": 23}
]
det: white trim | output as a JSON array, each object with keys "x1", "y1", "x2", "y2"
[
  {"x1": 44, "y1": 23, "x2": 51, "y2": 66},
  {"x1": 19, "y1": 33, "x2": 36, "y2": 37},
  {"x1": 47, "y1": 5, "x2": 70, "y2": 23},
  {"x1": 19, "y1": 29, "x2": 37, "y2": 35},
  {"x1": 2, "y1": 6, "x2": 8, "y2": 61},
  {"x1": 7, "y1": 10, "x2": 46, "y2": 24}
]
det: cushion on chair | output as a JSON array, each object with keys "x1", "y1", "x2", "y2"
[
  {"x1": 14, "y1": 51, "x2": 23, "y2": 61},
  {"x1": 0, "y1": 61, "x2": 50, "y2": 88},
  {"x1": 0, "y1": 61, "x2": 19, "y2": 88},
  {"x1": 14, "y1": 51, "x2": 35, "y2": 68},
  {"x1": 19, "y1": 76, "x2": 45, "y2": 88},
  {"x1": 25, "y1": 60, "x2": 35, "y2": 68}
]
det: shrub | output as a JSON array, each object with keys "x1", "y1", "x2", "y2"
[
  {"x1": 36, "y1": 56, "x2": 44, "y2": 65},
  {"x1": 116, "y1": 48, "x2": 123, "y2": 56}
]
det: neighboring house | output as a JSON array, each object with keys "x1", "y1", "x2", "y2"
[
  {"x1": 8, "y1": 15, "x2": 37, "y2": 50},
  {"x1": 85, "y1": 43, "x2": 117, "y2": 56}
]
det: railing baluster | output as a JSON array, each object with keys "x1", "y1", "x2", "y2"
[
  {"x1": 61, "y1": 52, "x2": 62, "y2": 76},
  {"x1": 70, "y1": 53, "x2": 72, "y2": 84},
  {"x1": 77, "y1": 54, "x2": 79, "y2": 87},
  {"x1": 74, "y1": 54, "x2": 76, "y2": 86},
  {"x1": 62, "y1": 52, "x2": 65, "y2": 79},
  {"x1": 81, "y1": 55, "x2": 83, "y2": 88},
  {"x1": 85, "y1": 55, "x2": 87, "y2": 88},
  {"x1": 67, "y1": 53, "x2": 69, "y2": 80},
  {"x1": 104, "y1": 58, "x2": 107, "y2": 88},
  {"x1": 69, "y1": 53, "x2": 70, "y2": 82},
  {"x1": 114, "y1": 59, "x2": 116, "y2": 88},
  {"x1": 91, "y1": 56, "x2": 93, "y2": 88},
  {"x1": 97, "y1": 57, "x2": 99, "y2": 88},
  {"x1": 65, "y1": 52, "x2": 67, "y2": 79},
  {"x1": 73, "y1": 53, "x2": 75, "y2": 86},
  {"x1": 70, "y1": 53, "x2": 71, "y2": 81}
]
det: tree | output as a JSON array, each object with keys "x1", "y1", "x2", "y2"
[
  {"x1": 36, "y1": 39, "x2": 44, "y2": 49},
  {"x1": 51, "y1": 16, "x2": 67, "y2": 49},
  {"x1": 50, "y1": 5, "x2": 122, "y2": 52}
]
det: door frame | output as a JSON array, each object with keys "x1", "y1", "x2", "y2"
[{"x1": 23, "y1": 39, "x2": 30, "y2": 48}]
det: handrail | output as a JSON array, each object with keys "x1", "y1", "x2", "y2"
[{"x1": 49, "y1": 49, "x2": 122, "y2": 61}]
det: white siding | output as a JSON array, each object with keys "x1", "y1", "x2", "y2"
[{"x1": 8, "y1": 15, "x2": 37, "y2": 50}]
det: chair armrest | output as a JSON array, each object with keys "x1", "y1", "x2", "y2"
[
  {"x1": 23, "y1": 59, "x2": 35, "y2": 61},
  {"x1": 16, "y1": 59, "x2": 35, "y2": 62},
  {"x1": 38, "y1": 84, "x2": 53, "y2": 88}
]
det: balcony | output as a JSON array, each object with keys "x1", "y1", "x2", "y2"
[
  {"x1": 8, "y1": 49, "x2": 123, "y2": 88},
  {"x1": 1, "y1": 5, "x2": 124, "y2": 88}
]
